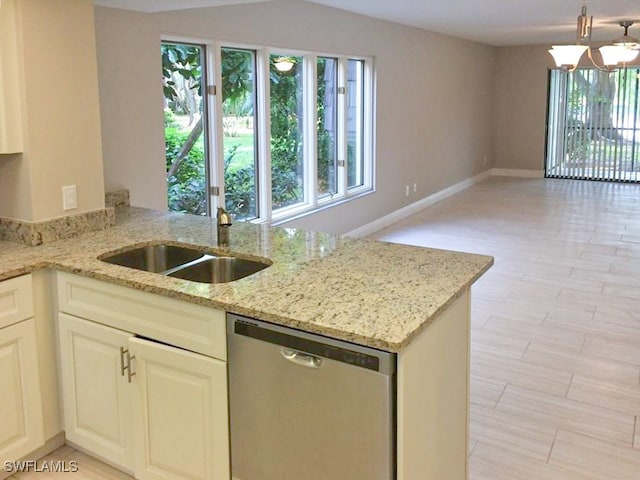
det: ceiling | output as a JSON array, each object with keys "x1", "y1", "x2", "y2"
[{"x1": 93, "y1": 0, "x2": 640, "y2": 46}]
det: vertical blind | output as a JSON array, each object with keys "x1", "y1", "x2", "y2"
[{"x1": 546, "y1": 67, "x2": 640, "y2": 182}]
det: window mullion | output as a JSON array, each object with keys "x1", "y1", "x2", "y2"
[
  {"x1": 306, "y1": 54, "x2": 318, "y2": 208},
  {"x1": 211, "y1": 43, "x2": 225, "y2": 213},
  {"x1": 364, "y1": 59, "x2": 375, "y2": 191},
  {"x1": 337, "y1": 58, "x2": 347, "y2": 197},
  {"x1": 257, "y1": 49, "x2": 272, "y2": 223}
]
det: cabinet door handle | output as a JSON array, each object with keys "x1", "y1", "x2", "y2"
[
  {"x1": 120, "y1": 346, "x2": 136, "y2": 383},
  {"x1": 126, "y1": 350, "x2": 136, "y2": 383},
  {"x1": 120, "y1": 346, "x2": 127, "y2": 377}
]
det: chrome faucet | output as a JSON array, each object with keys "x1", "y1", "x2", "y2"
[{"x1": 216, "y1": 207, "x2": 232, "y2": 247}]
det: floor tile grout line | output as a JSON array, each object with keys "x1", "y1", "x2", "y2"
[
  {"x1": 545, "y1": 427, "x2": 559, "y2": 464},
  {"x1": 493, "y1": 381, "x2": 509, "y2": 410},
  {"x1": 579, "y1": 334, "x2": 587, "y2": 353},
  {"x1": 565, "y1": 373, "x2": 574, "y2": 399}
]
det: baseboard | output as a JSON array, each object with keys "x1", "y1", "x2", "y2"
[
  {"x1": 491, "y1": 168, "x2": 544, "y2": 178},
  {"x1": 345, "y1": 170, "x2": 492, "y2": 238},
  {"x1": 0, "y1": 432, "x2": 66, "y2": 480}
]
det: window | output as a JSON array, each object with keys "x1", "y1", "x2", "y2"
[
  {"x1": 317, "y1": 56, "x2": 339, "y2": 199},
  {"x1": 270, "y1": 53, "x2": 306, "y2": 212},
  {"x1": 161, "y1": 41, "x2": 211, "y2": 216},
  {"x1": 163, "y1": 42, "x2": 374, "y2": 223},
  {"x1": 218, "y1": 47, "x2": 373, "y2": 223},
  {"x1": 221, "y1": 47, "x2": 259, "y2": 221},
  {"x1": 347, "y1": 59, "x2": 366, "y2": 189}
]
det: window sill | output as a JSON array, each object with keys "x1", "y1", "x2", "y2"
[{"x1": 271, "y1": 188, "x2": 375, "y2": 227}]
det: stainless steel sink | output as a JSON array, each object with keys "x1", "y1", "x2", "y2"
[
  {"x1": 167, "y1": 256, "x2": 270, "y2": 283},
  {"x1": 99, "y1": 244, "x2": 205, "y2": 273},
  {"x1": 99, "y1": 243, "x2": 270, "y2": 283}
]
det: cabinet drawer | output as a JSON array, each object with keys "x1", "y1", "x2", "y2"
[
  {"x1": 57, "y1": 272, "x2": 226, "y2": 360},
  {"x1": 0, "y1": 274, "x2": 33, "y2": 329}
]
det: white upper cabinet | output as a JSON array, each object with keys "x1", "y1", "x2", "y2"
[{"x1": 0, "y1": 0, "x2": 23, "y2": 154}]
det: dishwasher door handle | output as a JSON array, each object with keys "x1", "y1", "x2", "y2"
[{"x1": 281, "y1": 348, "x2": 323, "y2": 368}]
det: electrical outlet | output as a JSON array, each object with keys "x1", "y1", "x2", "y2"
[
  {"x1": 413, "y1": 183, "x2": 417, "y2": 193},
  {"x1": 405, "y1": 185, "x2": 410, "y2": 197},
  {"x1": 62, "y1": 185, "x2": 77, "y2": 211},
  {"x1": 483, "y1": 155, "x2": 488, "y2": 166}
]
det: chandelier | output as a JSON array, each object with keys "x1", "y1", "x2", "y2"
[{"x1": 548, "y1": 3, "x2": 640, "y2": 71}]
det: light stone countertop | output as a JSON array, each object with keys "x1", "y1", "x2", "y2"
[{"x1": 0, "y1": 207, "x2": 493, "y2": 352}]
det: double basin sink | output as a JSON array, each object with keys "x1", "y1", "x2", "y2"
[{"x1": 99, "y1": 244, "x2": 270, "y2": 284}]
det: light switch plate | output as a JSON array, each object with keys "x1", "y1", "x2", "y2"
[{"x1": 62, "y1": 185, "x2": 77, "y2": 211}]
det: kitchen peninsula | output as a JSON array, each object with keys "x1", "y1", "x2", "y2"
[{"x1": 0, "y1": 207, "x2": 492, "y2": 480}]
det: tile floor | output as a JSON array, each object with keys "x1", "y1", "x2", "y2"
[
  {"x1": 5, "y1": 445, "x2": 131, "y2": 480},
  {"x1": 373, "y1": 176, "x2": 640, "y2": 479},
  {"x1": 12, "y1": 176, "x2": 640, "y2": 479}
]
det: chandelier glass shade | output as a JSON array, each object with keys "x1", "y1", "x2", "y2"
[
  {"x1": 548, "y1": 4, "x2": 640, "y2": 71},
  {"x1": 549, "y1": 45, "x2": 589, "y2": 68}
]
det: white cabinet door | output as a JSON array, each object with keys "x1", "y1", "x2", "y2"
[
  {"x1": 0, "y1": 319, "x2": 44, "y2": 462},
  {"x1": 130, "y1": 337, "x2": 230, "y2": 480},
  {"x1": 58, "y1": 313, "x2": 134, "y2": 471}
]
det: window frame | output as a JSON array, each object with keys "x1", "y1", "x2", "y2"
[{"x1": 211, "y1": 41, "x2": 375, "y2": 224}]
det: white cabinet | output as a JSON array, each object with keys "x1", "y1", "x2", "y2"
[
  {"x1": 56, "y1": 273, "x2": 229, "y2": 480},
  {"x1": 396, "y1": 291, "x2": 470, "y2": 480},
  {"x1": 0, "y1": 275, "x2": 44, "y2": 464},
  {"x1": 58, "y1": 313, "x2": 134, "y2": 470},
  {"x1": 131, "y1": 337, "x2": 228, "y2": 480},
  {"x1": 0, "y1": 0, "x2": 24, "y2": 154}
]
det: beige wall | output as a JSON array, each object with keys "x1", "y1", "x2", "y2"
[
  {"x1": 493, "y1": 45, "x2": 640, "y2": 172},
  {"x1": 95, "y1": 1, "x2": 496, "y2": 234},
  {"x1": 0, "y1": 0, "x2": 105, "y2": 222},
  {"x1": 95, "y1": 7, "x2": 167, "y2": 211},
  {"x1": 493, "y1": 46, "x2": 552, "y2": 171}
]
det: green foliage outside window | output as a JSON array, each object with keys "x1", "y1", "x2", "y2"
[{"x1": 165, "y1": 110, "x2": 207, "y2": 215}]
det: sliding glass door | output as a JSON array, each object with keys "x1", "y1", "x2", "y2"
[{"x1": 546, "y1": 67, "x2": 640, "y2": 182}]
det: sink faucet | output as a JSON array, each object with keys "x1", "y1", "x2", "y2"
[{"x1": 216, "y1": 207, "x2": 232, "y2": 248}]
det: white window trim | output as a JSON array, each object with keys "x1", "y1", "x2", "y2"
[{"x1": 210, "y1": 41, "x2": 224, "y2": 214}]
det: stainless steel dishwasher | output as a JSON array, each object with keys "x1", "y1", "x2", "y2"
[{"x1": 227, "y1": 313, "x2": 396, "y2": 480}]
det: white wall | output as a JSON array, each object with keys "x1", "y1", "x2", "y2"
[{"x1": 95, "y1": 1, "x2": 496, "y2": 234}]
